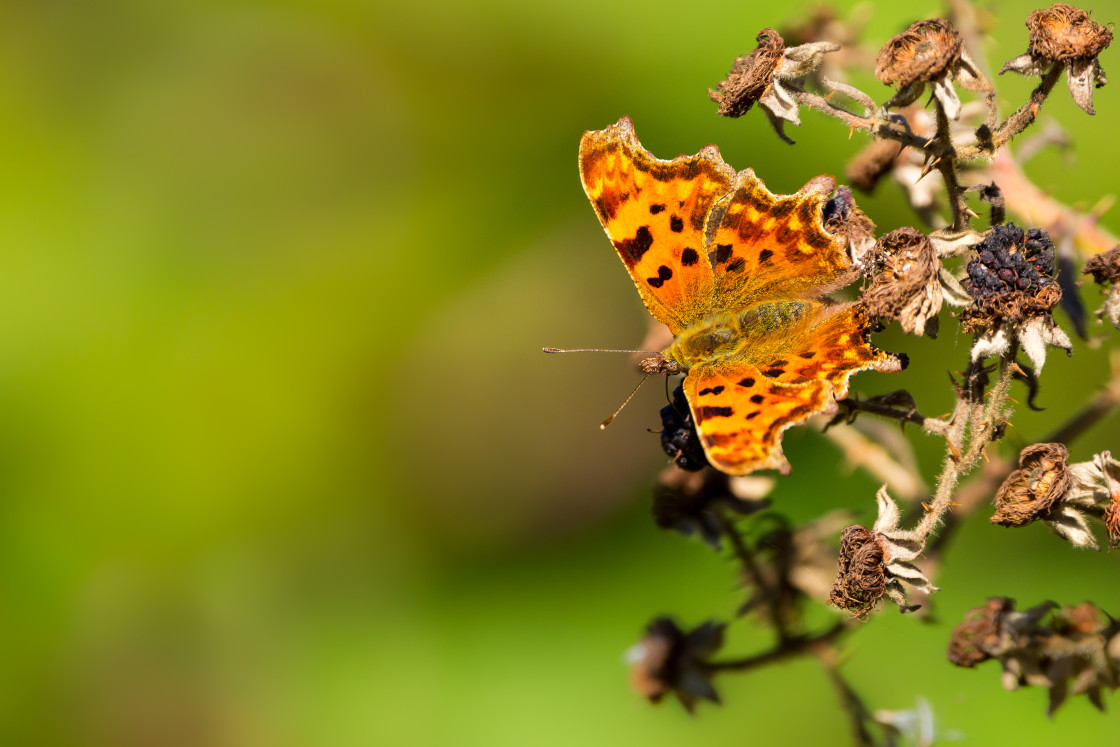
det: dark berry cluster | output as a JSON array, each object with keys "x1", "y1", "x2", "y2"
[
  {"x1": 965, "y1": 223, "x2": 1057, "y2": 303},
  {"x1": 660, "y1": 385, "x2": 709, "y2": 471}
]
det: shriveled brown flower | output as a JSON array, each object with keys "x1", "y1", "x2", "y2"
[
  {"x1": 956, "y1": 599, "x2": 1120, "y2": 715},
  {"x1": 829, "y1": 488, "x2": 935, "y2": 617},
  {"x1": 1027, "y1": 4, "x2": 1113, "y2": 62},
  {"x1": 828, "y1": 525, "x2": 887, "y2": 617},
  {"x1": 947, "y1": 597, "x2": 1015, "y2": 668},
  {"x1": 875, "y1": 19, "x2": 987, "y2": 120},
  {"x1": 1082, "y1": 245, "x2": 1120, "y2": 328},
  {"x1": 626, "y1": 618, "x2": 725, "y2": 713},
  {"x1": 1001, "y1": 4, "x2": 1113, "y2": 115},
  {"x1": 1104, "y1": 499, "x2": 1120, "y2": 548},
  {"x1": 710, "y1": 28, "x2": 786, "y2": 117},
  {"x1": 992, "y1": 443, "x2": 1072, "y2": 527},
  {"x1": 863, "y1": 227, "x2": 943, "y2": 336},
  {"x1": 876, "y1": 19, "x2": 962, "y2": 87},
  {"x1": 652, "y1": 465, "x2": 769, "y2": 549},
  {"x1": 821, "y1": 186, "x2": 876, "y2": 266},
  {"x1": 711, "y1": 28, "x2": 840, "y2": 142}
]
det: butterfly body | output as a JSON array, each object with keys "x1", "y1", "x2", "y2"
[{"x1": 579, "y1": 117, "x2": 902, "y2": 475}]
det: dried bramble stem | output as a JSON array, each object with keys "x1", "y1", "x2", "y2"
[{"x1": 704, "y1": 621, "x2": 846, "y2": 673}]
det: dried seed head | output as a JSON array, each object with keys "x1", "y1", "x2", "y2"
[
  {"x1": 709, "y1": 28, "x2": 786, "y2": 117},
  {"x1": 1104, "y1": 497, "x2": 1120, "y2": 548},
  {"x1": 992, "y1": 443, "x2": 1072, "y2": 527},
  {"x1": 1026, "y1": 3, "x2": 1113, "y2": 62},
  {"x1": 876, "y1": 19, "x2": 963, "y2": 87},
  {"x1": 652, "y1": 465, "x2": 766, "y2": 549},
  {"x1": 863, "y1": 227, "x2": 942, "y2": 336},
  {"x1": 947, "y1": 597, "x2": 1014, "y2": 668},
  {"x1": 822, "y1": 186, "x2": 877, "y2": 266},
  {"x1": 828, "y1": 525, "x2": 887, "y2": 617},
  {"x1": 1082, "y1": 245, "x2": 1120, "y2": 285},
  {"x1": 626, "y1": 618, "x2": 724, "y2": 713}
]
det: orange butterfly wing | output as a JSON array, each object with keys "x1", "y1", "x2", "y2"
[
  {"x1": 709, "y1": 170, "x2": 854, "y2": 312},
  {"x1": 683, "y1": 362, "x2": 835, "y2": 475},
  {"x1": 579, "y1": 117, "x2": 734, "y2": 334},
  {"x1": 759, "y1": 304, "x2": 904, "y2": 399}
]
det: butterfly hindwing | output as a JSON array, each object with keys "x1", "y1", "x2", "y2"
[
  {"x1": 579, "y1": 117, "x2": 735, "y2": 334},
  {"x1": 708, "y1": 170, "x2": 853, "y2": 313},
  {"x1": 683, "y1": 362, "x2": 836, "y2": 475},
  {"x1": 757, "y1": 305, "x2": 905, "y2": 398}
]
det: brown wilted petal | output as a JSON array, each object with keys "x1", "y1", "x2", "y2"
[
  {"x1": 846, "y1": 139, "x2": 905, "y2": 193},
  {"x1": 828, "y1": 525, "x2": 887, "y2": 617},
  {"x1": 1104, "y1": 499, "x2": 1120, "y2": 548},
  {"x1": 948, "y1": 597, "x2": 1014, "y2": 667},
  {"x1": 863, "y1": 227, "x2": 942, "y2": 336},
  {"x1": 1026, "y1": 4, "x2": 1113, "y2": 62},
  {"x1": 876, "y1": 19, "x2": 963, "y2": 87},
  {"x1": 627, "y1": 618, "x2": 725, "y2": 713},
  {"x1": 821, "y1": 186, "x2": 877, "y2": 267},
  {"x1": 1083, "y1": 246, "x2": 1120, "y2": 285},
  {"x1": 710, "y1": 28, "x2": 785, "y2": 118},
  {"x1": 992, "y1": 443, "x2": 1071, "y2": 527}
]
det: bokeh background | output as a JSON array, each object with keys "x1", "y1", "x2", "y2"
[{"x1": 1, "y1": 0, "x2": 1119, "y2": 744}]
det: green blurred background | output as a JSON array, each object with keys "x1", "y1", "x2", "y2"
[{"x1": 1, "y1": 0, "x2": 1119, "y2": 744}]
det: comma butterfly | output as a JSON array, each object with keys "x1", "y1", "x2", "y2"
[{"x1": 578, "y1": 117, "x2": 903, "y2": 475}]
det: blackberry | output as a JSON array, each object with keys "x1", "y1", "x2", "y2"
[{"x1": 660, "y1": 385, "x2": 709, "y2": 471}]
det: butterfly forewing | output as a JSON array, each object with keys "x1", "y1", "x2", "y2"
[
  {"x1": 707, "y1": 171, "x2": 852, "y2": 312},
  {"x1": 579, "y1": 117, "x2": 735, "y2": 334}
]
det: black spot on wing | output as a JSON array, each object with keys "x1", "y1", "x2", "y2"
[
  {"x1": 649, "y1": 204, "x2": 665, "y2": 214},
  {"x1": 750, "y1": 394, "x2": 764, "y2": 404},
  {"x1": 646, "y1": 265, "x2": 673, "y2": 288},
  {"x1": 726, "y1": 258, "x2": 746, "y2": 274},
  {"x1": 762, "y1": 368, "x2": 785, "y2": 379},
  {"x1": 799, "y1": 351, "x2": 815, "y2": 359},
  {"x1": 615, "y1": 225, "x2": 654, "y2": 266},
  {"x1": 697, "y1": 406, "x2": 734, "y2": 419},
  {"x1": 698, "y1": 385, "x2": 725, "y2": 396},
  {"x1": 713, "y1": 244, "x2": 733, "y2": 264},
  {"x1": 746, "y1": 412, "x2": 760, "y2": 420},
  {"x1": 670, "y1": 215, "x2": 684, "y2": 233},
  {"x1": 737, "y1": 377, "x2": 755, "y2": 388},
  {"x1": 680, "y1": 248, "x2": 700, "y2": 266},
  {"x1": 758, "y1": 248, "x2": 774, "y2": 262}
]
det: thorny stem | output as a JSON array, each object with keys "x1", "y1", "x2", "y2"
[
  {"x1": 817, "y1": 646, "x2": 876, "y2": 747},
  {"x1": 833, "y1": 397, "x2": 951, "y2": 435},
  {"x1": 705, "y1": 621, "x2": 846, "y2": 673},
  {"x1": 958, "y1": 63, "x2": 1066, "y2": 160},
  {"x1": 914, "y1": 347, "x2": 1018, "y2": 541},
  {"x1": 933, "y1": 99, "x2": 969, "y2": 231},
  {"x1": 716, "y1": 511, "x2": 793, "y2": 641}
]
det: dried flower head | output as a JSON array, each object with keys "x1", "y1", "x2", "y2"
[
  {"x1": 626, "y1": 618, "x2": 725, "y2": 713},
  {"x1": 876, "y1": 19, "x2": 987, "y2": 120},
  {"x1": 1063, "y1": 450, "x2": 1120, "y2": 549},
  {"x1": 652, "y1": 465, "x2": 769, "y2": 549},
  {"x1": 876, "y1": 19, "x2": 962, "y2": 87},
  {"x1": 863, "y1": 227, "x2": 943, "y2": 336},
  {"x1": 1082, "y1": 245, "x2": 1120, "y2": 328},
  {"x1": 962, "y1": 223, "x2": 1072, "y2": 373},
  {"x1": 991, "y1": 443, "x2": 1072, "y2": 527},
  {"x1": 949, "y1": 599, "x2": 1120, "y2": 715},
  {"x1": 829, "y1": 487, "x2": 936, "y2": 617},
  {"x1": 821, "y1": 186, "x2": 877, "y2": 267},
  {"x1": 711, "y1": 28, "x2": 840, "y2": 142},
  {"x1": 709, "y1": 28, "x2": 786, "y2": 118},
  {"x1": 846, "y1": 138, "x2": 904, "y2": 194},
  {"x1": 1001, "y1": 4, "x2": 1113, "y2": 115}
]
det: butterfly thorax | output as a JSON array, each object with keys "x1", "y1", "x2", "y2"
[{"x1": 666, "y1": 300, "x2": 814, "y2": 369}]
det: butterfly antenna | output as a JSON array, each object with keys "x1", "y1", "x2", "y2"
[
  {"x1": 600, "y1": 372, "x2": 652, "y2": 430},
  {"x1": 543, "y1": 347, "x2": 660, "y2": 355}
]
